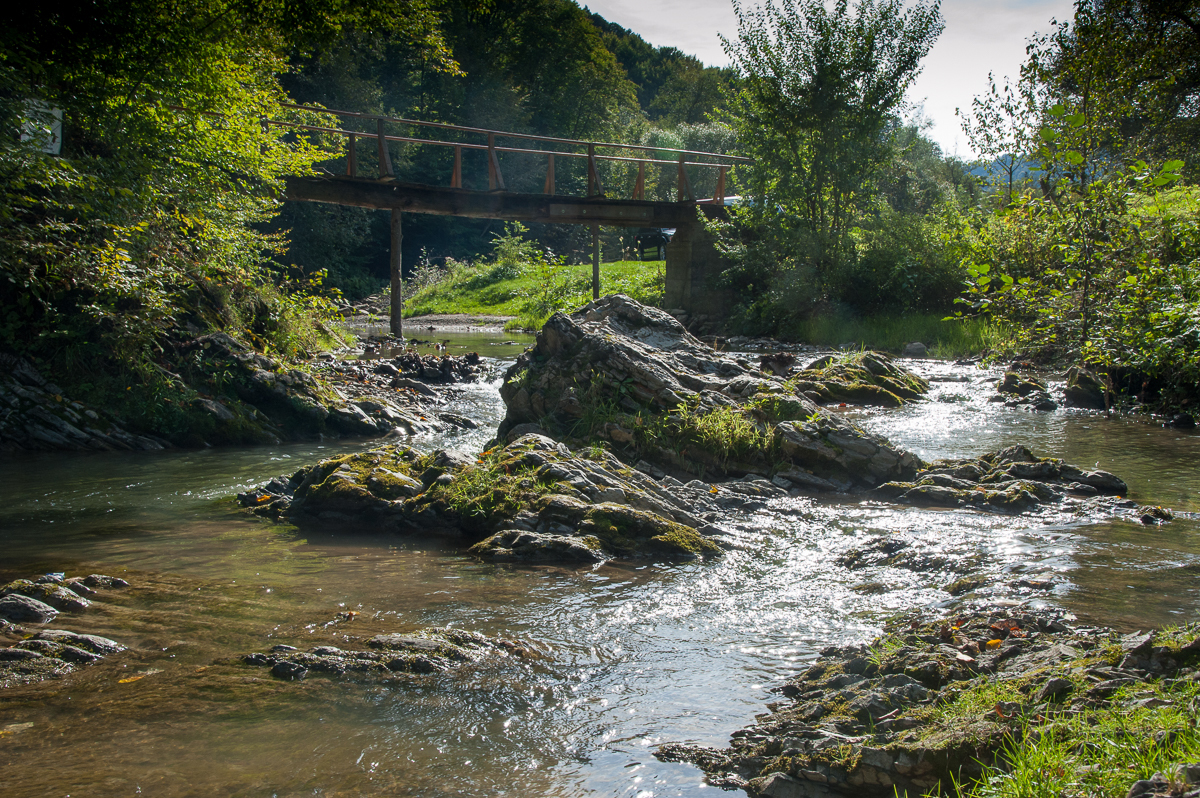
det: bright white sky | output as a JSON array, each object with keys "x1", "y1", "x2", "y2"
[{"x1": 582, "y1": 0, "x2": 1074, "y2": 157}]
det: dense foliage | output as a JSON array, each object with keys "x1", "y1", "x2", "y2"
[
  {"x1": 0, "y1": 0, "x2": 452, "y2": 432},
  {"x1": 954, "y1": 0, "x2": 1200, "y2": 410},
  {"x1": 708, "y1": 0, "x2": 964, "y2": 333}
]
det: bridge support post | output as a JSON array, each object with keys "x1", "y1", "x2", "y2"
[
  {"x1": 390, "y1": 210, "x2": 403, "y2": 338},
  {"x1": 591, "y1": 224, "x2": 600, "y2": 300},
  {"x1": 664, "y1": 219, "x2": 733, "y2": 323}
]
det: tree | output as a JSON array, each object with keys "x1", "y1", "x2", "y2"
[
  {"x1": 0, "y1": 0, "x2": 457, "y2": 430},
  {"x1": 1025, "y1": 0, "x2": 1200, "y2": 171},
  {"x1": 958, "y1": 73, "x2": 1038, "y2": 206},
  {"x1": 721, "y1": 0, "x2": 944, "y2": 292}
]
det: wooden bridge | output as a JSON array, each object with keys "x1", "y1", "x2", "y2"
[{"x1": 275, "y1": 106, "x2": 751, "y2": 336}]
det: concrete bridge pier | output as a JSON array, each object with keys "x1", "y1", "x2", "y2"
[{"x1": 663, "y1": 221, "x2": 733, "y2": 322}]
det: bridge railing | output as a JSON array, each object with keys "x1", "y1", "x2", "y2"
[{"x1": 272, "y1": 104, "x2": 751, "y2": 204}]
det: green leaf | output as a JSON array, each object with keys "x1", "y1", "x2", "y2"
[
  {"x1": 1064, "y1": 151, "x2": 1085, "y2": 165},
  {"x1": 1039, "y1": 126, "x2": 1059, "y2": 143}
]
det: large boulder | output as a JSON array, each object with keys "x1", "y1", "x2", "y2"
[
  {"x1": 238, "y1": 433, "x2": 728, "y2": 563},
  {"x1": 497, "y1": 295, "x2": 922, "y2": 488}
]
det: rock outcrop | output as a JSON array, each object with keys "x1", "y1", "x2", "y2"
[
  {"x1": 872, "y1": 444, "x2": 1131, "y2": 513},
  {"x1": 237, "y1": 433, "x2": 728, "y2": 562},
  {"x1": 0, "y1": 354, "x2": 167, "y2": 452},
  {"x1": 497, "y1": 295, "x2": 922, "y2": 488},
  {"x1": 659, "y1": 610, "x2": 1200, "y2": 797},
  {"x1": 990, "y1": 370, "x2": 1057, "y2": 411}
]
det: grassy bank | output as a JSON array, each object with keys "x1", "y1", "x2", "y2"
[
  {"x1": 407, "y1": 259, "x2": 1001, "y2": 357},
  {"x1": 405, "y1": 258, "x2": 665, "y2": 332},
  {"x1": 791, "y1": 314, "x2": 1008, "y2": 360}
]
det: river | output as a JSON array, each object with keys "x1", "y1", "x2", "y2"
[{"x1": 1, "y1": 339, "x2": 1198, "y2": 797}]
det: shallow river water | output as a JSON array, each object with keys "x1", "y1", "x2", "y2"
[{"x1": 1, "y1": 349, "x2": 1199, "y2": 797}]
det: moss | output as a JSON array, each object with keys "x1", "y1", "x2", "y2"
[
  {"x1": 828, "y1": 381, "x2": 904, "y2": 407},
  {"x1": 578, "y1": 504, "x2": 718, "y2": 557},
  {"x1": 648, "y1": 524, "x2": 721, "y2": 556},
  {"x1": 943, "y1": 576, "x2": 987, "y2": 596}
]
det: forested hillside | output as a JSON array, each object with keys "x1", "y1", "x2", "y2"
[{"x1": 276, "y1": 0, "x2": 745, "y2": 299}]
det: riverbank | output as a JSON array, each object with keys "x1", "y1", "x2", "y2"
[
  {"x1": 2, "y1": 296, "x2": 1199, "y2": 796},
  {"x1": 660, "y1": 609, "x2": 1200, "y2": 798}
]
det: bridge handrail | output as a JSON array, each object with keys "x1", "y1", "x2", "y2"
[
  {"x1": 278, "y1": 121, "x2": 734, "y2": 169},
  {"x1": 279, "y1": 103, "x2": 752, "y2": 164}
]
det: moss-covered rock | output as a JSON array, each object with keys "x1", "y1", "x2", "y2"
[
  {"x1": 240, "y1": 433, "x2": 727, "y2": 563},
  {"x1": 871, "y1": 443, "x2": 1136, "y2": 514},
  {"x1": 657, "y1": 610, "x2": 1200, "y2": 796},
  {"x1": 241, "y1": 627, "x2": 541, "y2": 682},
  {"x1": 794, "y1": 351, "x2": 930, "y2": 407},
  {"x1": 1063, "y1": 364, "x2": 1110, "y2": 409},
  {"x1": 495, "y1": 295, "x2": 922, "y2": 488}
]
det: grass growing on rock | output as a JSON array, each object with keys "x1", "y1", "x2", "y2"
[
  {"x1": 417, "y1": 448, "x2": 555, "y2": 533},
  {"x1": 901, "y1": 622, "x2": 1200, "y2": 798},
  {"x1": 930, "y1": 675, "x2": 1200, "y2": 798}
]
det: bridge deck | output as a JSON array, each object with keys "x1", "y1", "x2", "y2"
[{"x1": 284, "y1": 175, "x2": 725, "y2": 228}]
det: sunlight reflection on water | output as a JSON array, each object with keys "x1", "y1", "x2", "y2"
[{"x1": 0, "y1": 355, "x2": 1198, "y2": 796}]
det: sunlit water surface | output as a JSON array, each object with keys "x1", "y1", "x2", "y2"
[{"x1": 1, "y1": 355, "x2": 1198, "y2": 797}]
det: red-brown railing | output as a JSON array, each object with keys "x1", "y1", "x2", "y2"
[{"x1": 272, "y1": 104, "x2": 751, "y2": 204}]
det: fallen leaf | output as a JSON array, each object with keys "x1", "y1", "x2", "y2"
[
  {"x1": 986, "y1": 639, "x2": 1003, "y2": 649},
  {"x1": 118, "y1": 675, "x2": 144, "y2": 684}
]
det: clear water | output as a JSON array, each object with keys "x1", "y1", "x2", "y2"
[{"x1": 1, "y1": 355, "x2": 1198, "y2": 797}]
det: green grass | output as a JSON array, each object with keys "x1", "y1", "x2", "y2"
[
  {"x1": 951, "y1": 680, "x2": 1200, "y2": 798},
  {"x1": 404, "y1": 258, "x2": 666, "y2": 332},
  {"x1": 792, "y1": 313, "x2": 1008, "y2": 359},
  {"x1": 920, "y1": 622, "x2": 1200, "y2": 798}
]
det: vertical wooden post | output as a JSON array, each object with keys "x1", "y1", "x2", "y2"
[
  {"x1": 677, "y1": 153, "x2": 692, "y2": 202},
  {"x1": 710, "y1": 165, "x2": 727, "y2": 204},
  {"x1": 390, "y1": 210, "x2": 403, "y2": 338},
  {"x1": 377, "y1": 119, "x2": 394, "y2": 178},
  {"x1": 632, "y1": 160, "x2": 646, "y2": 200},
  {"x1": 451, "y1": 145, "x2": 462, "y2": 188},
  {"x1": 487, "y1": 132, "x2": 505, "y2": 190},
  {"x1": 544, "y1": 153, "x2": 556, "y2": 195},
  {"x1": 591, "y1": 224, "x2": 600, "y2": 300},
  {"x1": 587, "y1": 143, "x2": 603, "y2": 197},
  {"x1": 346, "y1": 133, "x2": 357, "y2": 177}
]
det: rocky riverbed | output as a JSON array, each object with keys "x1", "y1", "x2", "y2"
[
  {"x1": 0, "y1": 331, "x2": 496, "y2": 451},
  {"x1": 5, "y1": 294, "x2": 1198, "y2": 798},
  {"x1": 658, "y1": 609, "x2": 1200, "y2": 798},
  {"x1": 239, "y1": 295, "x2": 1172, "y2": 564},
  {"x1": 0, "y1": 572, "x2": 129, "y2": 688}
]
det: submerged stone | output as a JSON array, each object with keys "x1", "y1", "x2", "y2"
[
  {"x1": 872, "y1": 444, "x2": 1135, "y2": 514},
  {"x1": 0, "y1": 595, "x2": 58, "y2": 623}
]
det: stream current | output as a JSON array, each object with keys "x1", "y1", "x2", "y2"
[{"x1": 1, "y1": 338, "x2": 1199, "y2": 797}]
